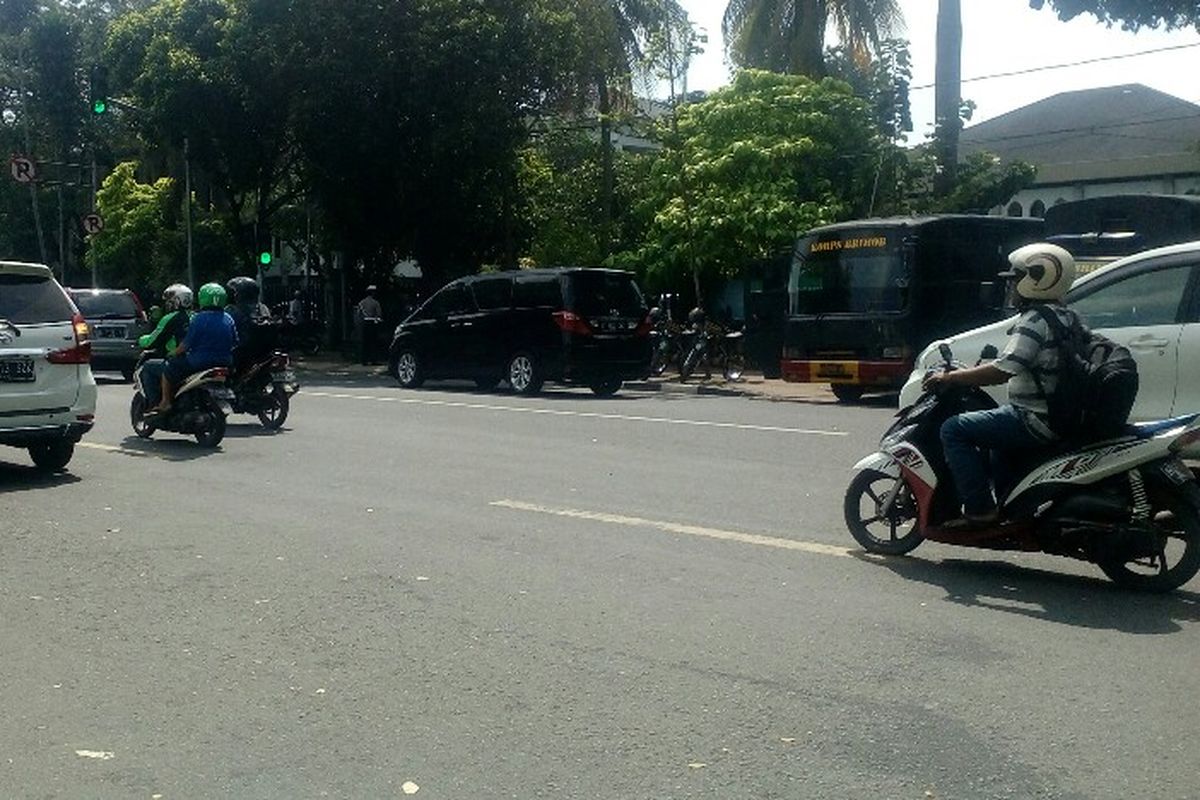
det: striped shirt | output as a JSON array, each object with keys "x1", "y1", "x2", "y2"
[{"x1": 993, "y1": 304, "x2": 1079, "y2": 440}]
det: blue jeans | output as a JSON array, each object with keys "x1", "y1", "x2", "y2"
[
  {"x1": 138, "y1": 359, "x2": 168, "y2": 407},
  {"x1": 940, "y1": 405, "x2": 1051, "y2": 515}
]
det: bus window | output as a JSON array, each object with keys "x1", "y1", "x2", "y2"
[{"x1": 790, "y1": 236, "x2": 908, "y2": 315}]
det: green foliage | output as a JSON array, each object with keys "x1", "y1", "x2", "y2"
[
  {"x1": 825, "y1": 37, "x2": 912, "y2": 142},
  {"x1": 1028, "y1": 0, "x2": 1200, "y2": 30},
  {"x1": 890, "y1": 149, "x2": 1038, "y2": 215},
  {"x1": 86, "y1": 160, "x2": 236, "y2": 289},
  {"x1": 620, "y1": 70, "x2": 879, "y2": 293}
]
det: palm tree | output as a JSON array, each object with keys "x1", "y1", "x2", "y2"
[{"x1": 722, "y1": 0, "x2": 903, "y2": 78}]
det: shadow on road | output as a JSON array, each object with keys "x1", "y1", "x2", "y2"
[
  {"x1": 0, "y1": 461, "x2": 82, "y2": 494},
  {"x1": 223, "y1": 422, "x2": 288, "y2": 438},
  {"x1": 858, "y1": 552, "x2": 1200, "y2": 634},
  {"x1": 115, "y1": 435, "x2": 222, "y2": 461}
]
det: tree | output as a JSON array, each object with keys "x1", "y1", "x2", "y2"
[
  {"x1": 1028, "y1": 0, "x2": 1200, "y2": 29},
  {"x1": 618, "y1": 70, "x2": 879, "y2": 299},
  {"x1": 722, "y1": 0, "x2": 904, "y2": 78}
]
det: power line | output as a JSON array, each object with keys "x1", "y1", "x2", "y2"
[{"x1": 910, "y1": 41, "x2": 1200, "y2": 91}]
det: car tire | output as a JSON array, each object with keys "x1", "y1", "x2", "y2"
[
  {"x1": 28, "y1": 441, "x2": 74, "y2": 472},
  {"x1": 590, "y1": 378, "x2": 622, "y2": 397},
  {"x1": 831, "y1": 384, "x2": 864, "y2": 404},
  {"x1": 393, "y1": 349, "x2": 424, "y2": 389},
  {"x1": 507, "y1": 352, "x2": 543, "y2": 395}
]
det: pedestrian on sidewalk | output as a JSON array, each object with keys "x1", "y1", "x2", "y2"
[{"x1": 355, "y1": 285, "x2": 383, "y2": 365}]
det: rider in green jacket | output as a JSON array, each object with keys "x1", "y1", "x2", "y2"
[{"x1": 138, "y1": 285, "x2": 192, "y2": 357}]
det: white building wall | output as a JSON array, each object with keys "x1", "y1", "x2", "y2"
[{"x1": 994, "y1": 175, "x2": 1200, "y2": 217}]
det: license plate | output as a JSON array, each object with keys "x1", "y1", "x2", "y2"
[
  {"x1": 0, "y1": 357, "x2": 35, "y2": 382},
  {"x1": 1160, "y1": 459, "x2": 1193, "y2": 486},
  {"x1": 273, "y1": 370, "x2": 296, "y2": 383},
  {"x1": 814, "y1": 361, "x2": 858, "y2": 382},
  {"x1": 96, "y1": 325, "x2": 125, "y2": 339}
]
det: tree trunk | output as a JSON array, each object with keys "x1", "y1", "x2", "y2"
[
  {"x1": 934, "y1": 0, "x2": 962, "y2": 196},
  {"x1": 597, "y1": 72, "x2": 614, "y2": 260},
  {"x1": 788, "y1": 0, "x2": 827, "y2": 78}
]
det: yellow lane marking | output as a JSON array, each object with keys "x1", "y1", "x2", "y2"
[
  {"x1": 491, "y1": 499, "x2": 853, "y2": 558},
  {"x1": 304, "y1": 391, "x2": 848, "y2": 437}
]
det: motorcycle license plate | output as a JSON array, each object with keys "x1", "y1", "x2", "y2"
[
  {"x1": 1160, "y1": 459, "x2": 1193, "y2": 486},
  {"x1": 273, "y1": 370, "x2": 296, "y2": 383}
]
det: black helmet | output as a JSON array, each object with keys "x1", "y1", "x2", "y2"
[{"x1": 226, "y1": 276, "x2": 260, "y2": 305}]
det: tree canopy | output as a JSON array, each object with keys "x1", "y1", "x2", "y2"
[{"x1": 1029, "y1": 0, "x2": 1200, "y2": 30}]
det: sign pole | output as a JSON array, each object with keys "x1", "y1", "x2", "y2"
[
  {"x1": 184, "y1": 136, "x2": 194, "y2": 290},
  {"x1": 90, "y1": 147, "x2": 98, "y2": 288}
]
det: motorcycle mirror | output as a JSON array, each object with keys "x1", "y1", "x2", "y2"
[
  {"x1": 980, "y1": 344, "x2": 999, "y2": 360},
  {"x1": 938, "y1": 343, "x2": 953, "y2": 365}
]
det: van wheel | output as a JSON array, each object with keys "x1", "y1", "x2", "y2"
[
  {"x1": 29, "y1": 441, "x2": 74, "y2": 472},
  {"x1": 832, "y1": 384, "x2": 864, "y2": 403},
  {"x1": 507, "y1": 352, "x2": 543, "y2": 395},
  {"x1": 590, "y1": 378, "x2": 622, "y2": 397},
  {"x1": 393, "y1": 350, "x2": 424, "y2": 388}
]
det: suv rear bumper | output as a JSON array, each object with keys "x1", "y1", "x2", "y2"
[{"x1": 0, "y1": 421, "x2": 93, "y2": 447}]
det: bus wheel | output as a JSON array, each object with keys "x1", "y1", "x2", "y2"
[{"x1": 831, "y1": 384, "x2": 864, "y2": 404}]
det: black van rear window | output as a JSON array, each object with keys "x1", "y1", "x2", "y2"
[
  {"x1": 70, "y1": 289, "x2": 139, "y2": 319},
  {"x1": 0, "y1": 274, "x2": 75, "y2": 324},
  {"x1": 567, "y1": 271, "x2": 645, "y2": 317}
]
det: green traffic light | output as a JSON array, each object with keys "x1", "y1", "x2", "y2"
[
  {"x1": 259, "y1": 251, "x2": 272, "y2": 265},
  {"x1": 92, "y1": 100, "x2": 107, "y2": 115}
]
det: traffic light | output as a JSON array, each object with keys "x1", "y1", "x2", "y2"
[
  {"x1": 89, "y1": 65, "x2": 110, "y2": 115},
  {"x1": 259, "y1": 251, "x2": 272, "y2": 266}
]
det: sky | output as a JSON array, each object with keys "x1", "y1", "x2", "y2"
[{"x1": 672, "y1": 0, "x2": 1200, "y2": 139}]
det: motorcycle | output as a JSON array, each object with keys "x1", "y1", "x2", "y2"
[
  {"x1": 678, "y1": 323, "x2": 745, "y2": 382},
  {"x1": 649, "y1": 317, "x2": 685, "y2": 377},
  {"x1": 130, "y1": 354, "x2": 235, "y2": 447},
  {"x1": 844, "y1": 343, "x2": 1200, "y2": 592},
  {"x1": 228, "y1": 350, "x2": 299, "y2": 430}
]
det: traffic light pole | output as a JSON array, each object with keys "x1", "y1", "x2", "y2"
[{"x1": 184, "y1": 136, "x2": 194, "y2": 289}]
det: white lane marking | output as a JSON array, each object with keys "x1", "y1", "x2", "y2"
[
  {"x1": 304, "y1": 391, "x2": 847, "y2": 437},
  {"x1": 491, "y1": 499, "x2": 853, "y2": 558},
  {"x1": 74, "y1": 749, "x2": 115, "y2": 760},
  {"x1": 78, "y1": 442, "x2": 149, "y2": 457}
]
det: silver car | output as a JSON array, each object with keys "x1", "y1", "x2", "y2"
[{"x1": 67, "y1": 287, "x2": 148, "y2": 381}]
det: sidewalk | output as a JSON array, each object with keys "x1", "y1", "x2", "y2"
[{"x1": 291, "y1": 353, "x2": 848, "y2": 405}]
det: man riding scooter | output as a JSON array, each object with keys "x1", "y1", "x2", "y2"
[
  {"x1": 149, "y1": 282, "x2": 237, "y2": 415},
  {"x1": 225, "y1": 276, "x2": 276, "y2": 375},
  {"x1": 922, "y1": 243, "x2": 1079, "y2": 525}
]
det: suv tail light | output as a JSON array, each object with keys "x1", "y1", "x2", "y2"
[
  {"x1": 552, "y1": 311, "x2": 592, "y2": 336},
  {"x1": 47, "y1": 313, "x2": 93, "y2": 364},
  {"x1": 634, "y1": 313, "x2": 653, "y2": 337}
]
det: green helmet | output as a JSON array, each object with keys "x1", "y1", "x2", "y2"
[{"x1": 198, "y1": 282, "x2": 227, "y2": 309}]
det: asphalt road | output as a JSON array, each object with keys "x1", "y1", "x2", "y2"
[{"x1": 2, "y1": 374, "x2": 1198, "y2": 799}]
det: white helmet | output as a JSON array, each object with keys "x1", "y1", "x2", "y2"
[
  {"x1": 1003, "y1": 242, "x2": 1076, "y2": 302},
  {"x1": 163, "y1": 283, "x2": 194, "y2": 311}
]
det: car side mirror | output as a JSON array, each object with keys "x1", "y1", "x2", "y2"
[{"x1": 979, "y1": 281, "x2": 1001, "y2": 309}]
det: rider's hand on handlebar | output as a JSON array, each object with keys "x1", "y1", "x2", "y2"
[{"x1": 922, "y1": 370, "x2": 951, "y2": 392}]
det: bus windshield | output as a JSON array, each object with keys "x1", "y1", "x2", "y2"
[{"x1": 789, "y1": 234, "x2": 908, "y2": 315}]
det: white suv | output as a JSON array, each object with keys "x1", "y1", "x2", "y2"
[
  {"x1": 0, "y1": 261, "x2": 97, "y2": 471},
  {"x1": 899, "y1": 240, "x2": 1200, "y2": 422}
]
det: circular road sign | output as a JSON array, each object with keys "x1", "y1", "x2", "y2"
[
  {"x1": 82, "y1": 213, "x2": 105, "y2": 235},
  {"x1": 9, "y1": 155, "x2": 36, "y2": 184}
]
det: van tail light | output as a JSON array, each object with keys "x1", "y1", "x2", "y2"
[
  {"x1": 47, "y1": 313, "x2": 93, "y2": 364},
  {"x1": 552, "y1": 311, "x2": 592, "y2": 336},
  {"x1": 634, "y1": 313, "x2": 653, "y2": 337},
  {"x1": 129, "y1": 290, "x2": 147, "y2": 322}
]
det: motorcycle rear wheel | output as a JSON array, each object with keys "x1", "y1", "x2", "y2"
[
  {"x1": 130, "y1": 393, "x2": 155, "y2": 439},
  {"x1": 194, "y1": 408, "x2": 226, "y2": 448},
  {"x1": 257, "y1": 386, "x2": 290, "y2": 430},
  {"x1": 1098, "y1": 492, "x2": 1200, "y2": 593},
  {"x1": 844, "y1": 469, "x2": 924, "y2": 555}
]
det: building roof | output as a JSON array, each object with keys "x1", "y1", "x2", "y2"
[{"x1": 959, "y1": 84, "x2": 1200, "y2": 185}]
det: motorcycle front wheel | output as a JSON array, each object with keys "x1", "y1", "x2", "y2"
[
  {"x1": 130, "y1": 393, "x2": 155, "y2": 439},
  {"x1": 844, "y1": 469, "x2": 924, "y2": 555},
  {"x1": 1098, "y1": 489, "x2": 1200, "y2": 593}
]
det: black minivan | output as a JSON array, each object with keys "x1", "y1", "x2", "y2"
[{"x1": 388, "y1": 268, "x2": 652, "y2": 396}]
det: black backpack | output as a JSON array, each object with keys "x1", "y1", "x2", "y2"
[{"x1": 1032, "y1": 306, "x2": 1139, "y2": 443}]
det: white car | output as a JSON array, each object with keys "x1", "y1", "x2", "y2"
[
  {"x1": 0, "y1": 261, "x2": 97, "y2": 471},
  {"x1": 900, "y1": 240, "x2": 1200, "y2": 422}
]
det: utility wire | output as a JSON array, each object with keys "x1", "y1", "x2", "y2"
[{"x1": 910, "y1": 41, "x2": 1200, "y2": 91}]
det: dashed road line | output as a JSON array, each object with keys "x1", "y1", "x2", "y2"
[
  {"x1": 304, "y1": 390, "x2": 848, "y2": 437},
  {"x1": 491, "y1": 499, "x2": 853, "y2": 558}
]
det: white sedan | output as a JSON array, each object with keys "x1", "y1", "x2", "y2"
[{"x1": 899, "y1": 240, "x2": 1200, "y2": 422}]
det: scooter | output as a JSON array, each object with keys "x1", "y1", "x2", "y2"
[
  {"x1": 845, "y1": 343, "x2": 1200, "y2": 592},
  {"x1": 229, "y1": 350, "x2": 299, "y2": 430},
  {"x1": 130, "y1": 356, "x2": 235, "y2": 447}
]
